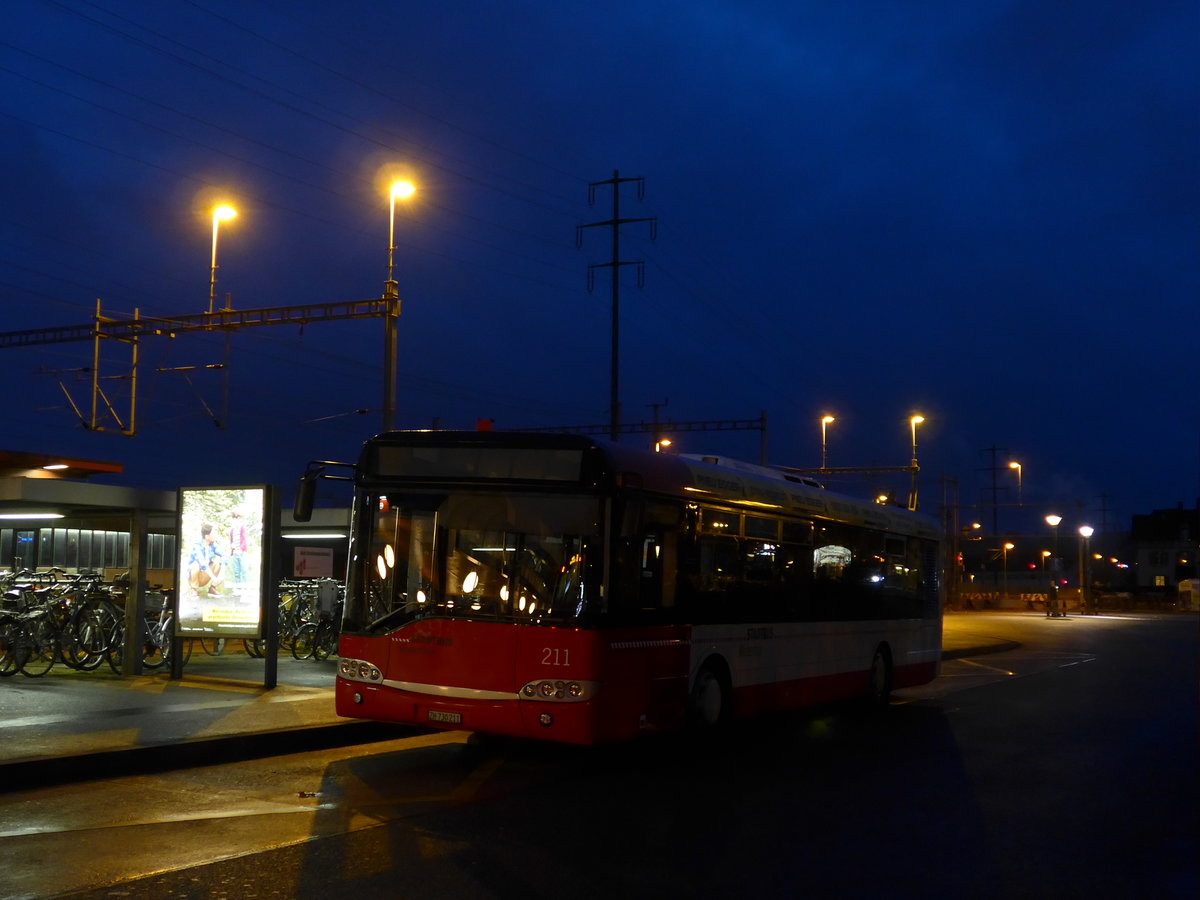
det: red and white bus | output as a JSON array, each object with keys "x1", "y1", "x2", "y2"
[{"x1": 297, "y1": 431, "x2": 942, "y2": 745}]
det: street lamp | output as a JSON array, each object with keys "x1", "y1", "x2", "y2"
[
  {"x1": 1008, "y1": 461, "x2": 1023, "y2": 506},
  {"x1": 385, "y1": 180, "x2": 415, "y2": 301},
  {"x1": 820, "y1": 415, "x2": 835, "y2": 470},
  {"x1": 1002, "y1": 542, "x2": 1015, "y2": 605},
  {"x1": 1078, "y1": 525, "x2": 1095, "y2": 614},
  {"x1": 907, "y1": 414, "x2": 925, "y2": 511},
  {"x1": 209, "y1": 204, "x2": 237, "y2": 314},
  {"x1": 1045, "y1": 514, "x2": 1063, "y2": 615},
  {"x1": 1045, "y1": 514, "x2": 1062, "y2": 553},
  {"x1": 382, "y1": 180, "x2": 416, "y2": 433}
]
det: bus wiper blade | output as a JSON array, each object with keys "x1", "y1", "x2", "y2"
[{"x1": 367, "y1": 607, "x2": 412, "y2": 632}]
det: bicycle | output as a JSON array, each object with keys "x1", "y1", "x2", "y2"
[
  {"x1": 106, "y1": 588, "x2": 191, "y2": 673},
  {"x1": 3, "y1": 571, "x2": 112, "y2": 677},
  {"x1": 292, "y1": 598, "x2": 342, "y2": 661}
]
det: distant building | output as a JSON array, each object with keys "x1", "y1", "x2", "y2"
[{"x1": 1130, "y1": 502, "x2": 1199, "y2": 591}]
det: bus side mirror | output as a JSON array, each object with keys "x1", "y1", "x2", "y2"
[{"x1": 294, "y1": 467, "x2": 322, "y2": 522}]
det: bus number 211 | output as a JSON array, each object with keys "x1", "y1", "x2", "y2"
[{"x1": 541, "y1": 648, "x2": 571, "y2": 667}]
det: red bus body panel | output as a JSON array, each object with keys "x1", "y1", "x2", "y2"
[
  {"x1": 337, "y1": 619, "x2": 938, "y2": 745},
  {"x1": 338, "y1": 623, "x2": 692, "y2": 745}
]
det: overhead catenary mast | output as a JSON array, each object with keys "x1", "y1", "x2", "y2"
[{"x1": 576, "y1": 170, "x2": 657, "y2": 441}]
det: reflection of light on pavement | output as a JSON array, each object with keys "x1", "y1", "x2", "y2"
[{"x1": 958, "y1": 657, "x2": 1016, "y2": 677}]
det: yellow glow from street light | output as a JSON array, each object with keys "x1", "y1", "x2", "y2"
[
  {"x1": 910, "y1": 415, "x2": 925, "y2": 426},
  {"x1": 1045, "y1": 514, "x2": 1062, "y2": 527},
  {"x1": 1078, "y1": 525, "x2": 1094, "y2": 538},
  {"x1": 391, "y1": 180, "x2": 416, "y2": 200},
  {"x1": 822, "y1": 415, "x2": 835, "y2": 425},
  {"x1": 213, "y1": 204, "x2": 237, "y2": 222}
]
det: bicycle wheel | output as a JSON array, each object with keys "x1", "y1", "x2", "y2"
[
  {"x1": 141, "y1": 618, "x2": 168, "y2": 669},
  {"x1": 158, "y1": 617, "x2": 191, "y2": 667},
  {"x1": 277, "y1": 623, "x2": 296, "y2": 653},
  {"x1": 0, "y1": 616, "x2": 19, "y2": 676},
  {"x1": 292, "y1": 623, "x2": 316, "y2": 660},
  {"x1": 19, "y1": 616, "x2": 56, "y2": 677},
  {"x1": 106, "y1": 620, "x2": 126, "y2": 674},
  {"x1": 313, "y1": 621, "x2": 338, "y2": 660},
  {"x1": 200, "y1": 637, "x2": 226, "y2": 655},
  {"x1": 64, "y1": 608, "x2": 108, "y2": 671}
]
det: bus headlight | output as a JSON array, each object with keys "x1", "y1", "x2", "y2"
[
  {"x1": 339, "y1": 657, "x2": 383, "y2": 684},
  {"x1": 518, "y1": 679, "x2": 598, "y2": 702}
]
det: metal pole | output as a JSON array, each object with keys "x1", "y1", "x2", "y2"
[
  {"x1": 209, "y1": 213, "x2": 219, "y2": 315},
  {"x1": 383, "y1": 192, "x2": 398, "y2": 433},
  {"x1": 610, "y1": 169, "x2": 620, "y2": 442}
]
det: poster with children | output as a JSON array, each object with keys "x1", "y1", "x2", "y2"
[{"x1": 176, "y1": 486, "x2": 266, "y2": 637}]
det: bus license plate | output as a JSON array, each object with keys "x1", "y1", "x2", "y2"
[{"x1": 427, "y1": 709, "x2": 462, "y2": 725}]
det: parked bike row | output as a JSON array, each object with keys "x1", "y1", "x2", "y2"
[{"x1": 0, "y1": 570, "x2": 343, "y2": 678}]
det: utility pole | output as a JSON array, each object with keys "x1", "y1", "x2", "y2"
[
  {"x1": 979, "y1": 445, "x2": 1009, "y2": 538},
  {"x1": 577, "y1": 170, "x2": 657, "y2": 441}
]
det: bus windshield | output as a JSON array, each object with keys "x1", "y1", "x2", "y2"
[{"x1": 345, "y1": 491, "x2": 602, "y2": 634}]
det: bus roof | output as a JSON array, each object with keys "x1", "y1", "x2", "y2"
[{"x1": 363, "y1": 431, "x2": 941, "y2": 539}]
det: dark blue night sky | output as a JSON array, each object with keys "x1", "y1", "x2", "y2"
[{"x1": 0, "y1": 1, "x2": 1196, "y2": 535}]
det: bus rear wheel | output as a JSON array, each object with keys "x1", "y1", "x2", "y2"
[
  {"x1": 689, "y1": 663, "x2": 730, "y2": 729},
  {"x1": 867, "y1": 646, "x2": 893, "y2": 707}
]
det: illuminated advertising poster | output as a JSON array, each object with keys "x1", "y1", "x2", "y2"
[
  {"x1": 176, "y1": 486, "x2": 266, "y2": 638},
  {"x1": 294, "y1": 546, "x2": 334, "y2": 578}
]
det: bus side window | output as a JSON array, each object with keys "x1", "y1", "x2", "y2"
[{"x1": 639, "y1": 532, "x2": 664, "y2": 612}]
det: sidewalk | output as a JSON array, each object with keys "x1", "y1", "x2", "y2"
[
  {"x1": 0, "y1": 647, "x2": 399, "y2": 790},
  {"x1": 0, "y1": 616, "x2": 1017, "y2": 790}
]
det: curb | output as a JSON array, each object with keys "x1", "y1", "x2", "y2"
[{"x1": 0, "y1": 720, "x2": 409, "y2": 794}]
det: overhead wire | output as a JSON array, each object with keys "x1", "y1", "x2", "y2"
[{"x1": 2, "y1": 1, "x2": 766, "y2": 432}]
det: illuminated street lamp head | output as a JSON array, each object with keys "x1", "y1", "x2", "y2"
[
  {"x1": 385, "y1": 180, "x2": 417, "y2": 301},
  {"x1": 1045, "y1": 514, "x2": 1063, "y2": 527},
  {"x1": 909, "y1": 414, "x2": 925, "y2": 448},
  {"x1": 820, "y1": 415, "x2": 835, "y2": 469},
  {"x1": 209, "y1": 204, "x2": 238, "y2": 313},
  {"x1": 1078, "y1": 525, "x2": 1094, "y2": 538}
]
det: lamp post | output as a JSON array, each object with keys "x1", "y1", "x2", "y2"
[
  {"x1": 382, "y1": 180, "x2": 415, "y2": 433},
  {"x1": 907, "y1": 414, "x2": 924, "y2": 511},
  {"x1": 1008, "y1": 461, "x2": 1023, "y2": 506},
  {"x1": 1002, "y1": 542, "x2": 1015, "y2": 606},
  {"x1": 820, "y1": 415, "x2": 835, "y2": 470},
  {"x1": 1078, "y1": 525, "x2": 1095, "y2": 614},
  {"x1": 1045, "y1": 514, "x2": 1063, "y2": 616},
  {"x1": 209, "y1": 205, "x2": 237, "y2": 314}
]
